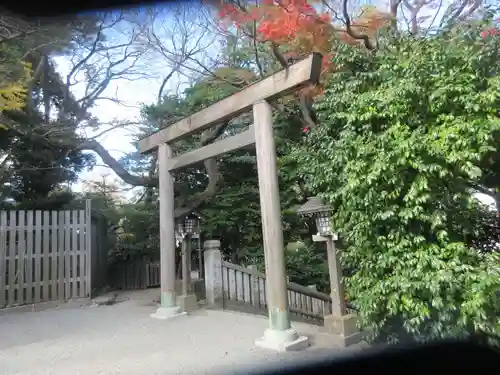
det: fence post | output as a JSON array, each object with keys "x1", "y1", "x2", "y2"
[
  {"x1": 0, "y1": 211, "x2": 6, "y2": 308},
  {"x1": 247, "y1": 265, "x2": 261, "y2": 308},
  {"x1": 203, "y1": 240, "x2": 223, "y2": 309},
  {"x1": 308, "y1": 285, "x2": 317, "y2": 315},
  {"x1": 84, "y1": 199, "x2": 92, "y2": 298}
]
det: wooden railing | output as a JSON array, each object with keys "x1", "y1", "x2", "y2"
[
  {"x1": 288, "y1": 281, "x2": 332, "y2": 322},
  {"x1": 221, "y1": 261, "x2": 341, "y2": 325}
]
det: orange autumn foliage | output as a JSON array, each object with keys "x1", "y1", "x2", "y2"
[
  {"x1": 216, "y1": 0, "x2": 392, "y2": 80},
  {"x1": 217, "y1": 0, "x2": 335, "y2": 74}
]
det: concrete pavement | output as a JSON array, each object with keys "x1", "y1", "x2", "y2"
[{"x1": 0, "y1": 289, "x2": 367, "y2": 375}]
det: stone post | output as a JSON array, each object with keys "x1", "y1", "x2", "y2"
[
  {"x1": 203, "y1": 240, "x2": 223, "y2": 309},
  {"x1": 151, "y1": 143, "x2": 185, "y2": 320},
  {"x1": 323, "y1": 236, "x2": 363, "y2": 346},
  {"x1": 197, "y1": 236, "x2": 203, "y2": 279},
  {"x1": 182, "y1": 236, "x2": 191, "y2": 294},
  {"x1": 253, "y1": 100, "x2": 309, "y2": 351},
  {"x1": 177, "y1": 235, "x2": 198, "y2": 312},
  {"x1": 326, "y1": 238, "x2": 346, "y2": 316}
]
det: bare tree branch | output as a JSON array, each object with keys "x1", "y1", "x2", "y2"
[
  {"x1": 441, "y1": 0, "x2": 484, "y2": 28},
  {"x1": 143, "y1": 3, "x2": 217, "y2": 91},
  {"x1": 448, "y1": 0, "x2": 471, "y2": 24},
  {"x1": 342, "y1": 0, "x2": 376, "y2": 50},
  {"x1": 77, "y1": 138, "x2": 157, "y2": 187},
  {"x1": 403, "y1": 0, "x2": 429, "y2": 35},
  {"x1": 0, "y1": 14, "x2": 38, "y2": 44},
  {"x1": 458, "y1": 0, "x2": 483, "y2": 21},
  {"x1": 390, "y1": 0, "x2": 404, "y2": 18},
  {"x1": 426, "y1": 0, "x2": 445, "y2": 35}
]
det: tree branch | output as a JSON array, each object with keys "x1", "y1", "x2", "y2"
[
  {"x1": 403, "y1": 0, "x2": 427, "y2": 35},
  {"x1": 172, "y1": 122, "x2": 229, "y2": 218},
  {"x1": 76, "y1": 139, "x2": 158, "y2": 187},
  {"x1": 252, "y1": 21, "x2": 265, "y2": 78},
  {"x1": 342, "y1": 0, "x2": 376, "y2": 50}
]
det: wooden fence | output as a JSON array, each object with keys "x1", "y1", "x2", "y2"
[
  {"x1": 108, "y1": 260, "x2": 203, "y2": 292},
  {"x1": 108, "y1": 261, "x2": 161, "y2": 290},
  {"x1": 221, "y1": 261, "x2": 357, "y2": 326},
  {"x1": 0, "y1": 200, "x2": 107, "y2": 309},
  {"x1": 108, "y1": 241, "x2": 203, "y2": 291}
]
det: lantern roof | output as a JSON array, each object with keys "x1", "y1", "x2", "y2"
[
  {"x1": 186, "y1": 211, "x2": 205, "y2": 221},
  {"x1": 296, "y1": 196, "x2": 332, "y2": 216}
]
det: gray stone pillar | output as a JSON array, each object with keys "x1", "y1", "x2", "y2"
[
  {"x1": 326, "y1": 237, "x2": 346, "y2": 316},
  {"x1": 182, "y1": 236, "x2": 192, "y2": 294},
  {"x1": 177, "y1": 235, "x2": 198, "y2": 312},
  {"x1": 197, "y1": 236, "x2": 203, "y2": 279},
  {"x1": 203, "y1": 240, "x2": 223, "y2": 309},
  {"x1": 151, "y1": 143, "x2": 185, "y2": 320},
  {"x1": 323, "y1": 236, "x2": 363, "y2": 347},
  {"x1": 253, "y1": 100, "x2": 309, "y2": 351}
]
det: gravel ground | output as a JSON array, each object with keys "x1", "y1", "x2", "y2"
[{"x1": 0, "y1": 290, "x2": 367, "y2": 375}]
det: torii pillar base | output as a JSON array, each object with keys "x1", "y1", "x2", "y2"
[
  {"x1": 255, "y1": 328, "x2": 309, "y2": 352},
  {"x1": 150, "y1": 306, "x2": 187, "y2": 320}
]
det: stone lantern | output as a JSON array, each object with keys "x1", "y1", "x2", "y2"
[
  {"x1": 176, "y1": 213, "x2": 201, "y2": 237},
  {"x1": 296, "y1": 196, "x2": 336, "y2": 238},
  {"x1": 297, "y1": 196, "x2": 362, "y2": 346},
  {"x1": 175, "y1": 212, "x2": 202, "y2": 312},
  {"x1": 183, "y1": 213, "x2": 200, "y2": 235}
]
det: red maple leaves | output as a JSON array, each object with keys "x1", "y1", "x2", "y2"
[
  {"x1": 216, "y1": 0, "x2": 395, "y2": 82},
  {"x1": 217, "y1": 0, "x2": 336, "y2": 74},
  {"x1": 218, "y1": 0, "x2": 498, "y2": 79},
  {"x1": 480, "y1": 18, "x2": 499, "y2": 38},
  {"x1": 481, "y1": 27, "x2": 500, "y2": 38},
  {"x1": 255, "y1": 0, "x2": 324, "y2": 42}
]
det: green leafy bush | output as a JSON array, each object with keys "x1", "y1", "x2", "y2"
[
  {"x1": 293, "y1": 27, "x2": 500, "y2": 344},
  {"x1": 285, "y1": 243, "x2": 329, "y2": 292}
]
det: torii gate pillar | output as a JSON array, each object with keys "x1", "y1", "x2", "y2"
[
  {"x1": 150, "y1": 143, "x2": 186, "y2": 320},
  {"x1": 252, "y1": 100, "x2": 309, "y2": 351}
]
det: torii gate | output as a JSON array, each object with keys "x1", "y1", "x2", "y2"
[{"x1": 138, "y1": 53, "x2": 322, "y2": 352}]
